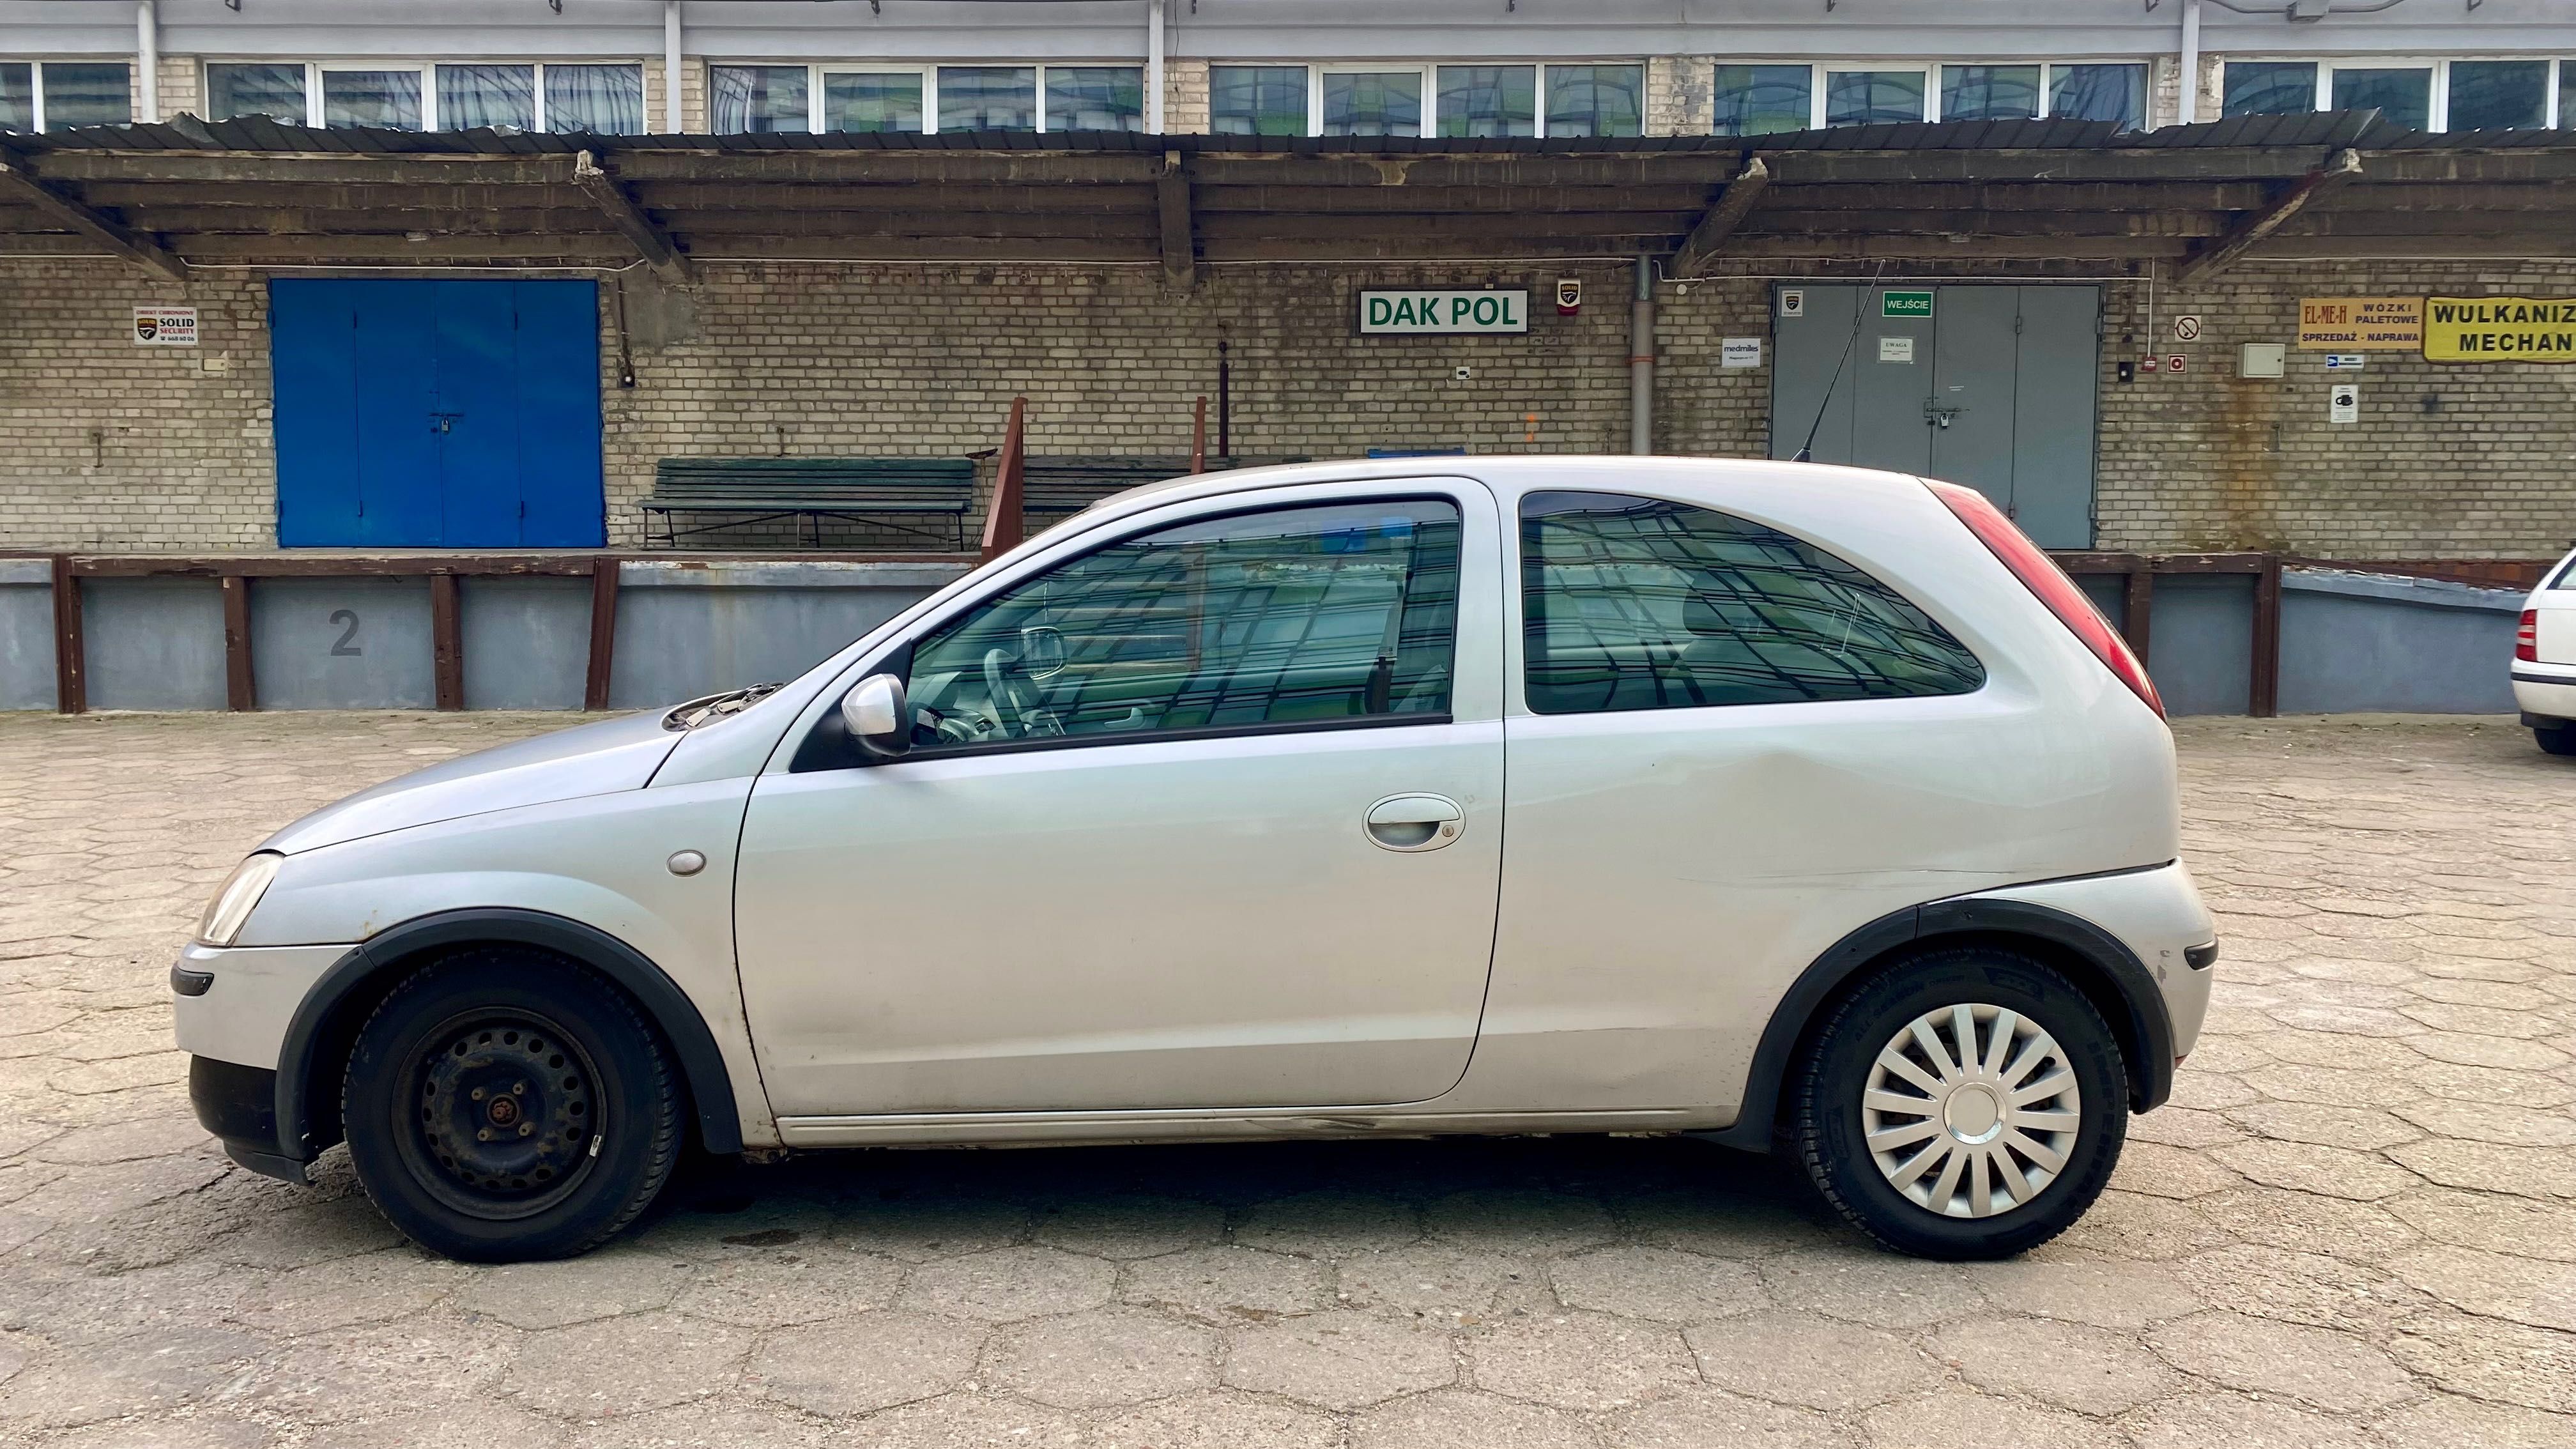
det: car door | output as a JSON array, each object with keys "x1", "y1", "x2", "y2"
[{"x1": 734, "y1": 479, "x2": 1506, "y2": 1118}]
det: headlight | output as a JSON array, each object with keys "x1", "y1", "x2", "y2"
[{"x1": 195, "y1": 852, "x2": 282, "y2": 947}]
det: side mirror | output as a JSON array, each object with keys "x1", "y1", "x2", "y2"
[{"x1": 839, "y1": 673, "x2": 910, "y2": 760}]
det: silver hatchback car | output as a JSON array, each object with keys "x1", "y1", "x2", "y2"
[{"x1": 177, "y1": 457, "x2": 2215, "y2": 1262}]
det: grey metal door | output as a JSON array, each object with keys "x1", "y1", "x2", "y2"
[{"x1": 1769, "y1": 284, "x2": 2099, "y2": 549}]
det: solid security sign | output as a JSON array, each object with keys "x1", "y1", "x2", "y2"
[
  {"x1": 1360, "y1": 289, "x2": 1529, "y2": 335},
  {"x1": 132, "y1": 305, "x2": 198, "y2": 346}
]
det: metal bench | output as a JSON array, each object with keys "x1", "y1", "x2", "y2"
[
  {"x1": 640, "y1": 457, "x2": 978, "y2": 549},
  {"x1": 1022, "y1": 455, "x2": 1310, "y2": 525}
]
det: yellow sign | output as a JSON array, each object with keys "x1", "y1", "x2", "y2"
[
  {"x1": 2423, "y1": 296, "x2": 2576, "y2": 364},
  {"x1": 2296, "y1": 296, "x2": 2422, "y2": 350}
]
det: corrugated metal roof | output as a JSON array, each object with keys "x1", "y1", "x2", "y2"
[{"x1": 9, "y1": 108, "x2": 2570, "y2": 160}]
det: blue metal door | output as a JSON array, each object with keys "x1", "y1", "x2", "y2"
[{"x1": 271, "y1": 279, "x2": 604, "y2": 548}]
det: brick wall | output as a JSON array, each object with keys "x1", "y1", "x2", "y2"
[
  {"x1": 1646, "y1": 56, "x2": 1713, "y2": 137},
  {"x1": 4, "y1": 256, "x2": 2573, "y2": 559},
  {"x1": 0, "y1": 261, "x2": 275, "y2": 552},
  {"x1": 1163, "y1": 58, "x2": 1209, "y2": 134}
]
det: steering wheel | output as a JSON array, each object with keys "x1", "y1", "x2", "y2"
[{"x1": 981, "y1": 648, "x2": 1066, "y2": 738}]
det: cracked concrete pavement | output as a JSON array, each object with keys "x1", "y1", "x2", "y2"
[{"x1": 0, "y1": 710, "x2": 2571, "y2": 1447}]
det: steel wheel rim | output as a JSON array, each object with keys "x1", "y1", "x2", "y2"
[
  {"x1": 1862, "y1": 1002, "x2": 2082, "y2": 1220},
  {"x1": 393, "y1": 1008, "x2": 602, "y2": 1220}
]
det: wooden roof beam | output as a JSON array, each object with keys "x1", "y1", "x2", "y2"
[
  {"x1": 2174, "y1": 148, "x2": 2361, "y2": 285},
  {"x1": 1671, "y1": 157, "x2": 1772, "y2": 277},
  {"x1": 1157, "y1": 149, "x2": 1194, "y2": 286},
  {"x1": 572, "y1": 149, "x2": 691, "y2": 284},
  {"x1": 0, "y1": 144, "x2": 187, "y2": 282}
]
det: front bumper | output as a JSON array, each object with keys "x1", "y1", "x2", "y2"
[{"x1": 187, "y1": 1055, "x2": 309, "y2": 1183}]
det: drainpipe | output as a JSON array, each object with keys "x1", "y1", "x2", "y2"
[
  {"x1": 135, "y1": 1, "x2": 158, "y2": 123},
  {"x1": 2178, "y1": 0, "x2": 2202, "y2": 125},
  {"x1": 663, "y1": 1, "x2": 684, "y2": 133},
  {"x1": 1629, "y1": 256, "x2": 1655, "y2": 455},
  {"x1": 1147, "y1": 0, "x2": 1166, "y2": 133}
]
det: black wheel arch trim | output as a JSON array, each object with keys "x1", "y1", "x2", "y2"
[
  {"x1": 268, "y1": 907, "x2": 746, "y2": 1165},
  {"x1": 1699, "y1": 894, "x2": 2177, "y2": 1153}
]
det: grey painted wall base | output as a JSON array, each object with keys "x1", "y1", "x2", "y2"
[{"x1": 0, "y1": 559, "x2": 2521, "y2": 716}]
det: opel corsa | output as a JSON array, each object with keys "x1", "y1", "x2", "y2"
[{"x1": 176, "y1": 457, "x2": 2216, "y2": 1262}]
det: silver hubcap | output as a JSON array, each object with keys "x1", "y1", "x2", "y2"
[{"x1": 1863, "y1": 1003, "x2": 2082, "y2": 1219}]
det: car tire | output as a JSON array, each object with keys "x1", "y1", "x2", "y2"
[
  {"x1": 1789, "y1": 947, "x2": 2126, "y2": 1261},
  {"x1": 2536, "y1": 724, "x2": 2576, "y2": 757},
  {"x1": 341, "y1": 948, "x2": 682, "y2": 1262}
]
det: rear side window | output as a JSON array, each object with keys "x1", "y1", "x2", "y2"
[
  {"x1": 1520, "y1": 490, "x2": 1984, "y2": 715},
  {"x1": 2554, "y1": 553, "x2": 2576, "y2": 590}
]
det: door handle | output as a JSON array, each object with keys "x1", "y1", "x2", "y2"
[{"x1": 1365, "y1": 793, "x2": 1464, "y2": 852}]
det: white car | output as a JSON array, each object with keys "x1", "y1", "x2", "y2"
[
  {"x1": 175, "y1": 457, "x2": 2215, "y2": 1263},
  {"x1": 2515, "y1": 543, "x2": 2576, "y2": 756}
]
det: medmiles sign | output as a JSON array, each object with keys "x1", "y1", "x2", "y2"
[
  {"x1": 2422, "y1": 297, "x2": 2576, "y2": 364},
  {"x1": 1359, "y1": 289, "x2": 1529, "y2": 335}
]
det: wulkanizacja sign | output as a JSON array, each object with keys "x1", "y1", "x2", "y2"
[
  {"x1": 2421, "y1": 297, "x2": 2576, "y2": 364},
  {"x1": 1358, "y1": 289, "x2": 1529, "y2": 335}
]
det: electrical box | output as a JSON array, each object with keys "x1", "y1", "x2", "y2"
[{"x1": 2239, "y1": 343, "x2": 2287, "y2": 379}]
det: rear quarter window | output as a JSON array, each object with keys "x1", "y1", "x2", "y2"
[{"x1": 1520, "y1": 489, "x2": 1986, "y2": 715}]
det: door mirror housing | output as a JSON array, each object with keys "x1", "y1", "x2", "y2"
[{"x1": 840, "y1": 673, "x2": 911, "y2": 760}]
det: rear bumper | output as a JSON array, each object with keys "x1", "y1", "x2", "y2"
[
  {"x1": 2513, "y1": 673, "x2": 2576, "y2": 726},
  {"x1": 187, "y1": 1055, "x2": 310, "y2": 1183},
  {"x1": 1966, "y1": 861, "x2": 2218, "y2": 1072}
]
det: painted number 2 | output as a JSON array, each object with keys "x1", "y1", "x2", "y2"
[{"x1": 329, "y1": 609, "x2": 363, "y2": 656}]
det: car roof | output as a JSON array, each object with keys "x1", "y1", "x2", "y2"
[{"x1": 1085, "y1": 454, "x2": 1928, "y2": 518}]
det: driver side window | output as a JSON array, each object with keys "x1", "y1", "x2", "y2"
[{"x1": 901, "y1": 498, "x2": 1461, "y2": 749}]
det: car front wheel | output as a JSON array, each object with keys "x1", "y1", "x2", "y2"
[
  {"x1": 1789, "y1": 947, "x2": 2127, "y2": 1260},
  {"x1": 341, "y1": 949, "x2": 682, "y2": 1262}
]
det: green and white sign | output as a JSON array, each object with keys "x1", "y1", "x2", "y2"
[
  {"x1": 1360, "y1": 289, "x2": 1530, "y2": 335},
  {"x1": 1881, "y1": 290, "x2": 1936, "y2": 319}
]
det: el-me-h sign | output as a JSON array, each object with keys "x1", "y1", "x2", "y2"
[{"x1": 1360, "y1": 289, "x2": 1530, "y2": 335}]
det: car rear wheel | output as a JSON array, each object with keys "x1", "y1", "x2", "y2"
[
  {"x1": 341, "y1": 949, "x2": 681, "y2": 1262},
  {"x1": 1789, "y1": 947, "x2": 2126, "y2": 1260},
  {"x1": 2535, "y1": 724, "x2": 2576, "y2": 756}
]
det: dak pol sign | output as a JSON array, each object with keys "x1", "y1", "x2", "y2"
[{"x1": 1359, "y1": 289, "x2": 1529, "y2": 335}]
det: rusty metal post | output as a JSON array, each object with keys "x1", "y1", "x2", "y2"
[
  {"x1": 979, "y1": 396, "x2": 1029, "y2": 562},
  {"x1": 2120, "y1": 565, "x2": 2154, "y2": 666},
  {"x1": 584, "y1": 556, "x2": 620, "y2": 710},
  {"x1": 50, "y1": 555, "x2": 84, "y2": 714},
  {"x1": 1190, "y1": 395, "x2": 1208, "y2": 473},
  {"x1": 2250, "y1": 554, "x2": 2282, "y2": 718},
  {"x1": 220, "y1": 574, "x2": 255, "y2": 710},
  {"x1": 429, "y1": 572, "x2": 463, "y2": 710}
]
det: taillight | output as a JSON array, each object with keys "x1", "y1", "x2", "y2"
[
  {"x1": 2520, "y1": 610, "x2": 2540, "y2": 663},
  {"x1": 1925, "y1": 480, "x2": 2165, "y2": 719}
]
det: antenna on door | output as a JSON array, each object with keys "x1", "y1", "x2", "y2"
[{"x1": 1792, "y1": 261, "x2": 1888, "y2": 464}]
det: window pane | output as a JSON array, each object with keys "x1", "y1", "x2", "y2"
[
  {"x1": 206, "y1": 62, "x2": 305, "y2": 124},
  {"x1": 2330, "y1": 66, "x2": 2431, "y2": 130},
  {"x1": 321, "y1": 69, "x2": 420, "y2": 130},
  {"x1": 0, "y1": 63, "x2": 33, "y2": 132},
  {"x1": 40, "y1": 62, "x2": 130, "y2": 128},
  {"x1": 710, "y1": 65, "x2": 808, "y2": 133},
  {"x1": 906, "y1": 500, "x2": 1460, "y2": 747},
  {"x1": 1045, "y1": 65, "x2": 1142, "y2": 132},
  {"x1": 940, "y1": 66, "x2": 1037, "y2": 132},
  {"x1": 821, "y1": 71, "x2": 922, "y2": 133},
  {"x1": 1210, "y1": 65, "x2": 1308, "y2": 135},
  {"x1": 2447, "y1": 59, "x2": 2547, "y2": 131},
  {"x1": 1940, "y1": 64, "x2": 2040, "y2": 121},
  {"x1": 2049, "y1": 62, "x2": 2148, "y2": 129},
  {"x1": 436, "y1": 64, "x2": 534, "y2": 130},
  {"x1": 1712, "y1": 64, "x2": 1812, "y2": 136},
  {"x1": 1436, "y1": 64, "x2": 1536, "y2": 138},
  {"x1": 2223, "y1": 60, "x2": 2317, "y2": 118},
  {"x1": 1545, "y1": 63, "x2": 1643, "y2": 137},
  {"x1": 1825, "y1": 70, "x2": 1925, "y2": 126},
  {"x1": 1520, "y1": 492, "x2": 1983, "y2": 716},
  {"x1": 547, "y1": 63, "x2": 645, "y2": 134},
  {"x1": 2564, "y1": 62, "x2": 2575, "y2": 134},
  {"x1": 1321, "y1": 71, "x2": 1422, "y2": 137}
]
